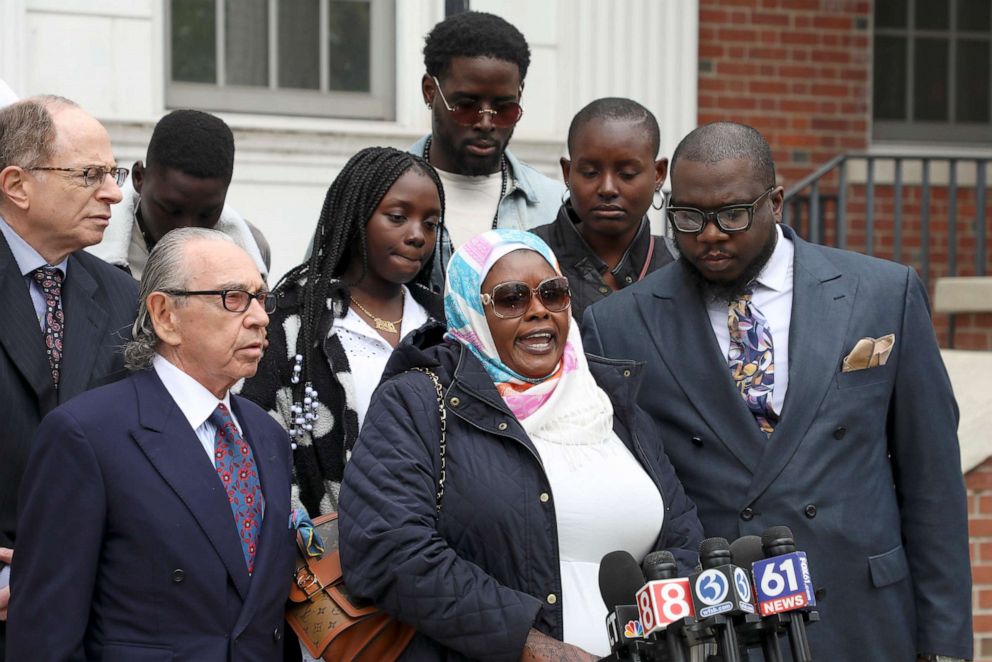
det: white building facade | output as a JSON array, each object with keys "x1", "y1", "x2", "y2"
[{"x1": 1, "y1": 0, "x2": 698, "y2": 281}]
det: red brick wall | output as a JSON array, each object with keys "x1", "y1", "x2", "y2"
[
  {"x1": 697, "y1": 0, "x2": 872, "y2": 186},
  {"x1": 698, "y1": 0, "x2": 992, "y2": 349},
  {"x1": 969, "y1": 457, "x2": 992, "y2": 661}
]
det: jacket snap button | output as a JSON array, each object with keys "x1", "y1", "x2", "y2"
[
  {"x1": 622, "y1": 369, "x2": 631, "y2": 378},
  {"x1": 804, "y1": 504, "x2": 817, "y2": 519},
  {"x1": 547, "y1": 593, "x2": 557, "y2": 605},
  {"x1": 449, "y1": 396, "x2": 460, "y2": 407},
  {"x1": 172, "y1": 569, "x2": 185, "y2": 583},
  {"x1": 691, "y1": 436, "x2": 703, "y2": 447},
  {"x1": 598, "y1": 286, "x2": 609, "y2": 294},
  {"x1": 833, "y1": 426, "x2": 846, "y2": 440},
  {"x1": 539, "y1": 492, "x2": 550, "y2": 503},
  {"x1": 740, "y1": 507, "x2": 754, "y2": 521},
  {"x1": 272, "y1": 627, "x2": 282, "y2": 641},
  {"x1": 625, "y1": 276, "x2": 633, "y2": 283},
  {"x1": 497, "y1": 422, "x2": 508, "y2": 431}
]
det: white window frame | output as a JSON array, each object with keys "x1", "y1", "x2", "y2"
[{"x1": 165, "y1": 0, "x2": 396, "y2": 120}]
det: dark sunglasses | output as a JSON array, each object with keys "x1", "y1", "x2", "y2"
[
  {"x1": 431, "y1": 76, "x2": 524, "y2": 128},
  {"x1": 481, "y1": 276, "x2": 571, "y2": 319}
]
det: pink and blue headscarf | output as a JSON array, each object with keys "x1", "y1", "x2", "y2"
[{"x1": 444, "y1": 230, "x2": 584, "y2": 420}]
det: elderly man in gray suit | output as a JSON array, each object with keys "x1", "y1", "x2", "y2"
[{"x1": 583, "y1": 122, "x2": 971, "y2": 661}]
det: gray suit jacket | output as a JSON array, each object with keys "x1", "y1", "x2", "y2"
[
  {"x1": 582, "y1": 225, "x2": 972, "y2": 660},
  {"x1": 0, "y1": 231, "x2": 138, "y2": 549}
]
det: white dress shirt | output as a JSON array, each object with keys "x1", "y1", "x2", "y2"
[
  {"x1": 336, "y1": 285, "x2": 430, "y2": 430},
  {"x1": 435, "y1": 167, "x2": 510, "y2": 248},
  {"x1": 152, "y1": 354, "x2": 244, "y2": 467},
  {"x1": 705, "y1": 225, "x2": 795, "y2": 415}
]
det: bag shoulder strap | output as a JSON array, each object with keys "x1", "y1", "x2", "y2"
[{"x1": 409, "y1": 367, "x2": 446, "y2": 513}]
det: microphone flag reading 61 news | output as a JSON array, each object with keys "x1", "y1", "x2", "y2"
[{"x1": 752, "y1": 527, "x2": 816, "y2": 616}]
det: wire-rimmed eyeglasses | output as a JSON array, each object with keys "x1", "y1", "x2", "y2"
[
  {"x1": 28, "y1": 165, "x2": 129, "y2": 187},
  {"x1": 431, "y1": 76, "x2": 524, "y2": 128}
]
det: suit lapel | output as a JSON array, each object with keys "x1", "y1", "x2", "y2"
[
  {"x1": 0, "y1": 234, "x2": 57, "y2": 412},
  {"x1": 129, "y1": 370, "x2": 251, "y2": 599},
  {"x1": 635, "y1": 265, "x2": 766, "y2": 473},
  {"x1": 230, "y1": 396, "x2": 288, "y2": 636},
  {"x1": 58, "y1": 253, "x2": 106, "y2": 402},
  {"x1": 744, "y1": 232, "x2": 855, "y2": 503}
]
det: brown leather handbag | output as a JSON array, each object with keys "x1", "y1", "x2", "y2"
[
  {"x1": 286, "y1": 512, "x2": 415, "y2": 661},
  {"x1": 286, "y1": 368, "x2": 447, "y2": 662}
]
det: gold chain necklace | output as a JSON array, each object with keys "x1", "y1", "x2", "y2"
[{"x1": 350, "y1": 296, "x2": 403, "y2": 334}]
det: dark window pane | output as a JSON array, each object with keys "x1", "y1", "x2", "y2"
[
  {"x1": 958, "y1": 0, "x2": 991, "y2": 32},
  {"x1": 226, "y1": 0, "x2": 269, "y2": 87},
  {"x1": 329, "y1": 0, "x2": 371, "y2": 92},
  {"x1": 957, "y1": 40, "x2": 990, "y2": 123},
  {"x1": 875, "y1": 0, "x2": 907, "y2": 28},
  {"x1": 874, "y1": 36, "x2": 907, "y2": 120},
  {"x1": 914, "y1": 38, "x2": 949, "y2": 121},
  {"x1": 172, "y1": 0, "x2": 216, "y2": 83},
  {"x1": 279, "y1": 0, "x2": 320, "y2": 89},
  {"x1": 916, "y1": 0, "x2": 949, "y2": 30}
]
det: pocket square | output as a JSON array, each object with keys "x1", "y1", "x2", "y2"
[{"x1": 842, "y1": 334, "x2": 895, "y2": 372}]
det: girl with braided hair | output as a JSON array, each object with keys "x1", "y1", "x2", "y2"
[{"x1": 241, "y1": 146, "x2": 445, "y2": 518}]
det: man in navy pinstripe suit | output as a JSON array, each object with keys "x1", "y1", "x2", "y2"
[{"x1": 0, "y1": 96, "x2": 138, "y2": 658}]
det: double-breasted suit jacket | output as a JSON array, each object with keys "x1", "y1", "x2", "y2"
[{"x1": 582, "y1": 225, "x2": 972, "y2": 660}]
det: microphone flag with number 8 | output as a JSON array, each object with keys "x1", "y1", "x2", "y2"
[{"x1": 635, "y1": 576, "x2": 695, "y2": 635}]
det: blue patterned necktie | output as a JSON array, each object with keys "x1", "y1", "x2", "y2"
[
  {"x1": 727, "y1": 289, "x2": 778, "y2": 435},
  {"x1": 209, "y1": 403, "x2": 264, "y2": 573},
  {"x1": 31, "y1": 266, "x2": 64, "y2": 388}
]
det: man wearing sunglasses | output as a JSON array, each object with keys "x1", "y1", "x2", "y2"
[
  {"x1": 0, "y1": 96, "x2": 139, "y2": 659},
  {"x1": 583, "y1": 122, "x2": 971, "y2": 661},
  {"x1": 411, "y1": 11, "x2": 564, "y2": 287}
]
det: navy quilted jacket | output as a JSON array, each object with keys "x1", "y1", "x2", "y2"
[{"x1": 339, "y1": 324, "x2": 702, "y2": 661}]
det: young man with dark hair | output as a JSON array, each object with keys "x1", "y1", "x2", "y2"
[
  {"x1": 412, "y1": 11, "x2": 564, "y2": 280},
  {"x1": 88, "y1": 109, "x2": 270, "y2": 280}
]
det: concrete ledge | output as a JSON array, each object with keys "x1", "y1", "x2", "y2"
[
  {"x1": 933, "y1": 277, "x2": 992, "y2": 314},
  {"x1": 940, "y1": 349, "x2": 992, "y2": 474}
]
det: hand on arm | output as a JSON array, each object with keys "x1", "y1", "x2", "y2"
[
  {"x1": 519, "y1": 629, "x2": 598, "y2": 662},
  {"x1": 0, "y1": 546, "x2": 12, "y2": 620}
]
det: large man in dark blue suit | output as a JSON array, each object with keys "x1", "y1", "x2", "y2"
[
  {"x1": 0, "y1": 97, "x2": 138, "y2": 656},
  {"x1": 583, "y1": 123, "x2": 972, "y2": 661},
  {"x1": 7, "y1": 229, "x2": 296, "y2": 661}
]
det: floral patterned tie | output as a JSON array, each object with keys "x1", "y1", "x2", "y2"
[
  {"x1": 31, "y1": 266, "x2": 64, "y2": 388},
  {"x1": 209, "y1": 403, "x2": 264, "y2": 573},
  {"x1": 727, "y1": 289, "x2": 778, "y2": 435}
]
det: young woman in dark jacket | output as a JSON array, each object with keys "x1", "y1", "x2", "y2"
[
  {"x1": 532, "y1": 97, "x2": 676, "y2": 325},
  {"x1": 339, "y1": 230, "x2": 701, "y2": 661}
]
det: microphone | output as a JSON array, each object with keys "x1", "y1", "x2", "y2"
[
  {"x1": 637, "y1": 551, "x2": 690, "y2": 662},
  {"x1": 688, "y1": 537, "x2": 755, "y2": 662},
  {"x1": 730, "y1": 535, "x2": 784, "y2": 662},
  {"x1": 598, "y1": 551, "x2": 655, "y2": 662},
  {"x1": 754, "y1": 526, "x2": 816, "y2": 662}
]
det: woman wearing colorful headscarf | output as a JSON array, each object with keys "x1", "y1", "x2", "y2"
[{"x1": 338, "y1": 229, "x2": 701, "y2": 661}]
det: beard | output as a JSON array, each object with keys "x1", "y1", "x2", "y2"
[
  {"x1": 677, "y1": 227, "x2": 778, "y2": 304},
  {"x1": 433, "y1": 130, "x2": 511, "y2": 176}
]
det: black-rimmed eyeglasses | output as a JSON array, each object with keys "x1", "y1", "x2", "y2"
[
  {"x1": 28, "y1": 165, "x2": 129, "y2": 187},
  {"x1": 431, "y1": 76, "x2": 524, "y2": 128},
  {"x1": 481, "y1": 277, "x2": 571, "y2": 319},
  {"x1": 666, "y1": 187, "x2": 776, "y2": 234},
  {"x1": 161, "y1": 289, "x2": 277, "y2": 314}
]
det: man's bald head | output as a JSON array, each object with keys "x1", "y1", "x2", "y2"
[{"x1": 670, "y1": 122, "x2": 776, "y2": 192}]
